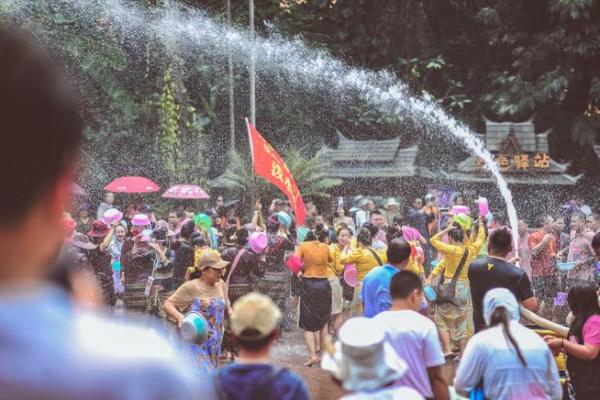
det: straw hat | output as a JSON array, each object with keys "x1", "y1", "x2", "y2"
[
  {"x1": 321, "y1": 317, "x2": 407, "y2": 392},
  {"x1": 384, "y1": 198, "x2": 400, "y2": 209}
]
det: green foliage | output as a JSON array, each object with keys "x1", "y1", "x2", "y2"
[{"x1": 211, "y1": 148, "x2": 341, "y2": 201}]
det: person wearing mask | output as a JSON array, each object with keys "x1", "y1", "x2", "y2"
[
  {"x1": 427, "y1": 214, "x2": 486, "y2": 357},
  {"x1": 221, "y1": 228, "x2": 266, "y2": 306},
  {"x1": 164, "y1": 251, "x2": 231, "y2": 373},
  {"x1": 97, "y1": 192, "x2": 115, "y2": 220},
  {"x1": 214, "y1": 293, "x2": 310, "y2": 400},
  {"x1": 321, "y1": 317, "x2": 423, "y2": 399},
  {"x1": 528, "y1": 215, "x2": 558, "y2": 317},
  {"x1": 455, "y1": 288, "x2": 562, "y2": 400},
  {"x1": 468, "y1": 228, "x2": 538, "y2": 333},
  {"x1": 545, "y1": 282, "x2": 600, "y2": 399},
  {"x1": 100, "y1": 221, "x2": 128, "y2": 301},
  {"x1": 560, "y1": 212, "x2": 597, "y2": 288},
  {"x1": 374, "y1": 271, "x2": 449, "y2": 400},
  {"x1": 0, "y1": 27, "x2": 212, "y2": 399},
  {"x1": 296, "y1": 224, "x2": 332, "y2": 367},
  {"x1": 258, "y1": 216, "x2": 295, "y2": 331},
  {"x1": 361, "y1": 239, "x2": 412, "y2": 318},
  {"x1": 517, "y1": 219, "x2": 533, "y2": 279},
  {"x1": 339, "y1": 227, "x2": 387, "y2": 317}
]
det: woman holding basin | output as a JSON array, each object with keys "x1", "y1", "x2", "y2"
[{"x1": 164, "y1": 251, "x2": 232, "y2": 373}]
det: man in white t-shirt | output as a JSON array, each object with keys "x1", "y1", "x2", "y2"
[{"x1": 374, "y1": 271, "x2": 449, "y2": 400}]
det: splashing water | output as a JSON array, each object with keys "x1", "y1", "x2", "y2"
[{"x1": 7, "y1": 0, "x2": 519, "y2": 249}]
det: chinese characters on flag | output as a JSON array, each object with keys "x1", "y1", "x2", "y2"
[{"x1": 247, "y1": 121, "x2": 307, "y2": 226}]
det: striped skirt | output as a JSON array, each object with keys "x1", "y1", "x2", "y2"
[{"x1": 257, "y1": 270, "x2": 291, "y2": 317}]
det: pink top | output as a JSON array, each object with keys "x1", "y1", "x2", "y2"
[{"x1": 583, "y1": 315, "x2": 600, "y2": 346}]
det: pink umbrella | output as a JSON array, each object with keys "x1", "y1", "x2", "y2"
[
  {"x1": 162, "y1": 184, "x2": 210, "y2": 200},
  {"x1": 105, "y1": 176, "x2": 159, "y2": 193}
]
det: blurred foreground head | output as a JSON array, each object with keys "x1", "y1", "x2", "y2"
[{"x1": 0, "y1": 26, "x2": 82, "y2": 283}]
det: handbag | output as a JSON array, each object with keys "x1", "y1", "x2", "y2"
[{"x1": 434, "y1": 249, "x2": 468, "y2": 305}]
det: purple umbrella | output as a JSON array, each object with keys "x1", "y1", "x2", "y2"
[{"x1": 162, "y1": 184, "x2": 210, "y2": 200}]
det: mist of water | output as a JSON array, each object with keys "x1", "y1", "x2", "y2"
[{"x1": 8, "y1": 0, "x2": 520, "y2": 249}]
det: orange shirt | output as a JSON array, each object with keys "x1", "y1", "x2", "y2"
[
  {"x1": 528, "y1": 230, "x2": 556, "y2": 277},
  {"x1": 297, "y1": 240, "x2": 331, "y2": 278}
]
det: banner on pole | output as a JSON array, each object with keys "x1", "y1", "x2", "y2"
[{"x1": 246, "y1": 121, "x2": 306, "y2": 226}]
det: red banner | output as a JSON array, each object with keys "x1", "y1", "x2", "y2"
[{"x1": 247, "y1": 121, "x2": 306, "y2": 226}]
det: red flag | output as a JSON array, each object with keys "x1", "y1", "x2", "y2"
[{"x1": 246, "y1": 121, "x2": 306, "y2": 226}]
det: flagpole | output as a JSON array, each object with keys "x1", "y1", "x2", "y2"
[
  {"x1": 249, "y1": 0, "x2": 256, "y2": 125},
  {"x1": 227, "y1": 0, "x2": 235, "y2": 160},
  {"x1": 245, "y1": 118, "x2": 258, "y2": 215}
]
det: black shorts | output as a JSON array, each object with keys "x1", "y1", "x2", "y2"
[{"x1": 532, "y1": 275, "x2": 558, "y2": 303}]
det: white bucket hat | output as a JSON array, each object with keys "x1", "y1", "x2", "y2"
[{"x1": 321, "y1": 317, "x2": 407, "y2": 392}]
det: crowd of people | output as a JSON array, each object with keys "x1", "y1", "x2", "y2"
[
  {"x1": 59, "y1": 185, "x2": 600, "y2": 399},
  {"x1": 3, "y1": 25, "x2": 600, "y2": 400}
]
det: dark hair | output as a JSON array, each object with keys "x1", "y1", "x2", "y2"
[
  {"x1": 567, "y1": 283, "x2": 600, "y2": 340},
  {"x1": 0, "y1": 28, "x2": 82, "y2": 225},
  {"x1": 191, "y1": 235, "x2": 206, "y2": 247},
  {"x1": 152, "y1": 227, "x2": 168, "y2": 242},
  {"x1": 387, "y1": 239, "x2": 411, "y2": 265},
  {"x1": 266, "y1": 216, "x2": 280, "y2": 233},
  {"x1": 390, "y1": 270, "x2": 422, "y2": 299},
  {"x1": 188, "y1": 267, "x2": 203, "y2": 280},
  {"x1": 357, "y1": 228, "x2": 372, "y2": 247},
  {"x1": 336, "y1": 225, "x2": 354, "y2": 237},
  {"x1": 489, "y1": 306, "x2": 527, "y2": 367},
  {"x1": 592, "y1": 232, "x2": 600, "y2": 252},
  {"x1": 448, "y1": 223, "x2": 464, "y2": 242},
  {"x1": 362, "y1": 222, "x2": 379, "y2": 238},
  {"x1": 370, "y1": 210, "x2": 383, "y2": 217},
  {"x1": 489, "y1": 228, "x2": 513, "y2": 257},
  {"x1": 180, "y1": 220, "x2": 196, "y2": 240},
  {"x1": 236, "y1": 228, "x2": 249, "y2": 246},
  {"x1": 314, "y1": 223, "x2": 328, "y2": 243},
  {"x1": 386, "y1": 224, "x2": 403, "y2": 244},
  {"x1": 235, "y1": 329, "x2": 278, "y2": 352}
]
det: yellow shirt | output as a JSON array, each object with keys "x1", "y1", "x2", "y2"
[
  {"x1": 430, "y1": 222, "x2": 486, "y2": 281},
  {"x1": 339, "y1": 247, "x2": 387, "y2": 281},
  {"x1": 297, "y1": 241, "x2": 331, "y2": 278}
]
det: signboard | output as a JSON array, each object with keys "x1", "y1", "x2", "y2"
[{"x1": 475, "y1": 152, "x2": 550, "y2": 173}]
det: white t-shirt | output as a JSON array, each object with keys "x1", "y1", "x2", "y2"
[
  {"x1": 454, "y1": 321, "x2": 562, "y2": 400},
  {"x1": 342, "y1": 386, "x2": 423, "y2": 400},
  {"x1": 374, "y1": 310, "x2": 445, "y2": 398}
]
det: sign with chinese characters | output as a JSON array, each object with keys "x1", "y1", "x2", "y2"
[{"x1": 475, "y1": 153, "x2": 551, "y2": 172}]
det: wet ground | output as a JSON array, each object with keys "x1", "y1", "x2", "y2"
[{"x1": 271, "y1": 328, "x2": 458, "y2": 399}]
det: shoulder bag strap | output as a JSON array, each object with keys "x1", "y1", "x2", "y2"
[
  {"x1": 225, "y1": 248, "x2": 246, "y2": 287},
  {"x1": 450, "y1": 249, "x2": 469, "y2": 284},
  {"x1": 366, "y1": 247, "x2": 383, "y2": 266}
]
